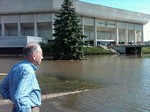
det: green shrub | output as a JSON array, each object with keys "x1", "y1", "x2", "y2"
[
  {"x1": 142, "y1": 47, "x2": 150, "y2": 53},
  {"x1": 83, "y1": 46, "x2": 112, "y2": 55},
  {"x1": 40, "y1": 42, "x2": 54, "y2": 56}
]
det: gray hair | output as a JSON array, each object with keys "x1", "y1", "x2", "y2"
[{"x1": 23, "y1": 43, "x2": 41, "y2": 57}]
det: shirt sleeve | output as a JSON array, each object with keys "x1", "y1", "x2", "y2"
[
  {"x1": 14, "y1": 70, "x2": 33, "y2": 112},
  {"x1": 0, "y1": 75, "x2": 11, "y2": 99}
]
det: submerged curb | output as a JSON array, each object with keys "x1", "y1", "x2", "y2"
[
  {"x1": 0, "y1": 90, "x2": 88, "y2": 105},
  {"x1": 0, "y1": 74, "x2": 89, "y2": 105},
  {"x1": 0, "y1": 73, "x2": 7, "y2": 76}
]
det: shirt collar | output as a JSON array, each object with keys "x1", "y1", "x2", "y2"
[{"x1": 23, "y1": 60, "x2": 38, "y2": 71}]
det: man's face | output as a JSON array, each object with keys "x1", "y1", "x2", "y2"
[{"x1": 33, "y1": 47, "x2": 43, "y2": 65}]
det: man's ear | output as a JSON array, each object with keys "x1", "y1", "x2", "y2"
[{"x1": 32, "y1": 53, "x2": 36, "y2": 60}]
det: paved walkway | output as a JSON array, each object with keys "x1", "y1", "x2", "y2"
[
  {"x1": 0, "y1": 102, "x2": 66, "y2": 112},
  {"x1": 0, "y1": 74, "x2": 87, "y2": 111},
  {"x1": 0, "y1": 90, "x2": 87, "y2": 112}
]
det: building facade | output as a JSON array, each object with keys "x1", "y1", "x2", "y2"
[{"x1": 0, "y1": 0, "x2": 150, "y2": 47}]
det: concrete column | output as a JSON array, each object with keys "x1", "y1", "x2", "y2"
[
  {"x1": 17, "y1": 15, "x2": 21, "y2": 36},
  {"x1": 125, "y1": 23, "x2": 128, "y2": 45},
  {"x1": 134, "y1": 30, "x2": 137, "y2": 45},
  {"x1": 34, "y1": 14, "x2": 38, "y2": 37},
  {"x1": 125, "y1": 29, "x2": 128, "y2": 45},
  {"x1": 141, "y1": 26, "x2": 144, "y2": 45},
  {"x1": 116, "y1": 28, "x2": 119, "y2": 45},
  {"x1": 94, "y1": 18, "x2": 97, "y2": 46},
  {"x1": 116, "y1": 22, "x2": 119, "y2": 45},
  {"x1": 136, "y1": 31, "x2": 140, "y2": 45},
  {"x1": 1, "y1": 15, "x2": 5, "y2": 36}
]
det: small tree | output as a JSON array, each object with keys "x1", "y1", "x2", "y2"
[{"x1": 53, "y1": 0, "x2": 86, "y2": 60}]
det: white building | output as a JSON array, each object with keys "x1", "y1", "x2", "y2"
[{"x1": 0, "y1": 0, "x2": 150, "y2": 47}]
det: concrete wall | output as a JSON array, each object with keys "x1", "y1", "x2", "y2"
[
  {"x1": 0, "y1": 36, "x2": 42, "y2": 47},
  {"x1": 0, "y1": 0, "x2": 149, "y2": 46},
  {"x1": 0, "y1": 0, "x2": 54, "y2": 14},
  {"x1": 76, "y1": 1, "x2": 150, "y2": 24},
  {"x1": 0, "y1": 0, "x2": 149, "y2": 24}
]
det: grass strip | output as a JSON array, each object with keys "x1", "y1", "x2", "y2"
[
  {"x1": 37, "y1": 75, "x2": 100, "y2": 95},
  {"x1": 0, "y1": 75, "x2": 100, "y2": 95}
]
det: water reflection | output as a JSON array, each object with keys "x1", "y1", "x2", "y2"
[
  {"x1": 1, "y1": 55, "x2": 150, "y2": 111},
  {"x1": 41, "y1": 55, "x2": 150, "y2": 112}
]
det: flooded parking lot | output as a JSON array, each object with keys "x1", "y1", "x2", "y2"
[{"x1": 1, "y1": 55, "x2": 150, "y2": 112}]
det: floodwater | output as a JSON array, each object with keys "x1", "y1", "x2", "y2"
[{"x1": 1, "y1": 55, "x2": 150, "y2": 112}]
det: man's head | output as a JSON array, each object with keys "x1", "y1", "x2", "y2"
[{"x1": 23, "y1": 43, "x2": 43, "y2": 65}]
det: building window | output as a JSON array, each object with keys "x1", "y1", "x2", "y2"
[{"x1": 21, "y1": 23, "x2": 34, "y2": 36}]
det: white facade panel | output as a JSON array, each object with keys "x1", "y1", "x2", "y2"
[
  {"x1": 108, "y1": 21, "x2": 116, "y2": 28},
  {"x1": 97, "y1": 20, "x2": 105, "y2": 27},
  {"x1": 135, "y1": 24, "x2": 143, "y2": 30},
  {"x1": 37, "y1": 13, "x2": 52, "y2": 22},
  {"x1": 20, "y1": 14, "x2": 34, "y2": 23},
  {"x1": 84, "y1": 18, "x2": 94, "y2": 26},
  {"x1": 117, "y1": 22, "x2": 126, "y2": 29},
  {"x1": 4, "y1": 15, "x2": 18, "y2": 23},
  {"x1": 127, "y1": 23, "x2": 135, "y2": 30},
  {"x1": 97, "y1": 20, "x2": 116, "y2": 28}
]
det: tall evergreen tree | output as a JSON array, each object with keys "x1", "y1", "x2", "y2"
[{"x1": 53, "y1": 0, "x2": 86, "y2": 60}]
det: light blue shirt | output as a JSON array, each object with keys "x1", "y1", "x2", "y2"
[{"x1": 0, "y1": 60, "x2": 41, "y2": 112}]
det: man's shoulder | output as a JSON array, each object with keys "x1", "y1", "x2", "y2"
[{"x1": 13, "y1": 60, "x2": 33, "y2": 71}]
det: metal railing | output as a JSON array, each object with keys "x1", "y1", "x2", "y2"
[{"x1": 99, "y1": 44, "x2": 120, "y2": 55}]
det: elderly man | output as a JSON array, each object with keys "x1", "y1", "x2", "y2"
[{"x1": 0, "y1": 43, "x2": 43, "y2": 112}]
